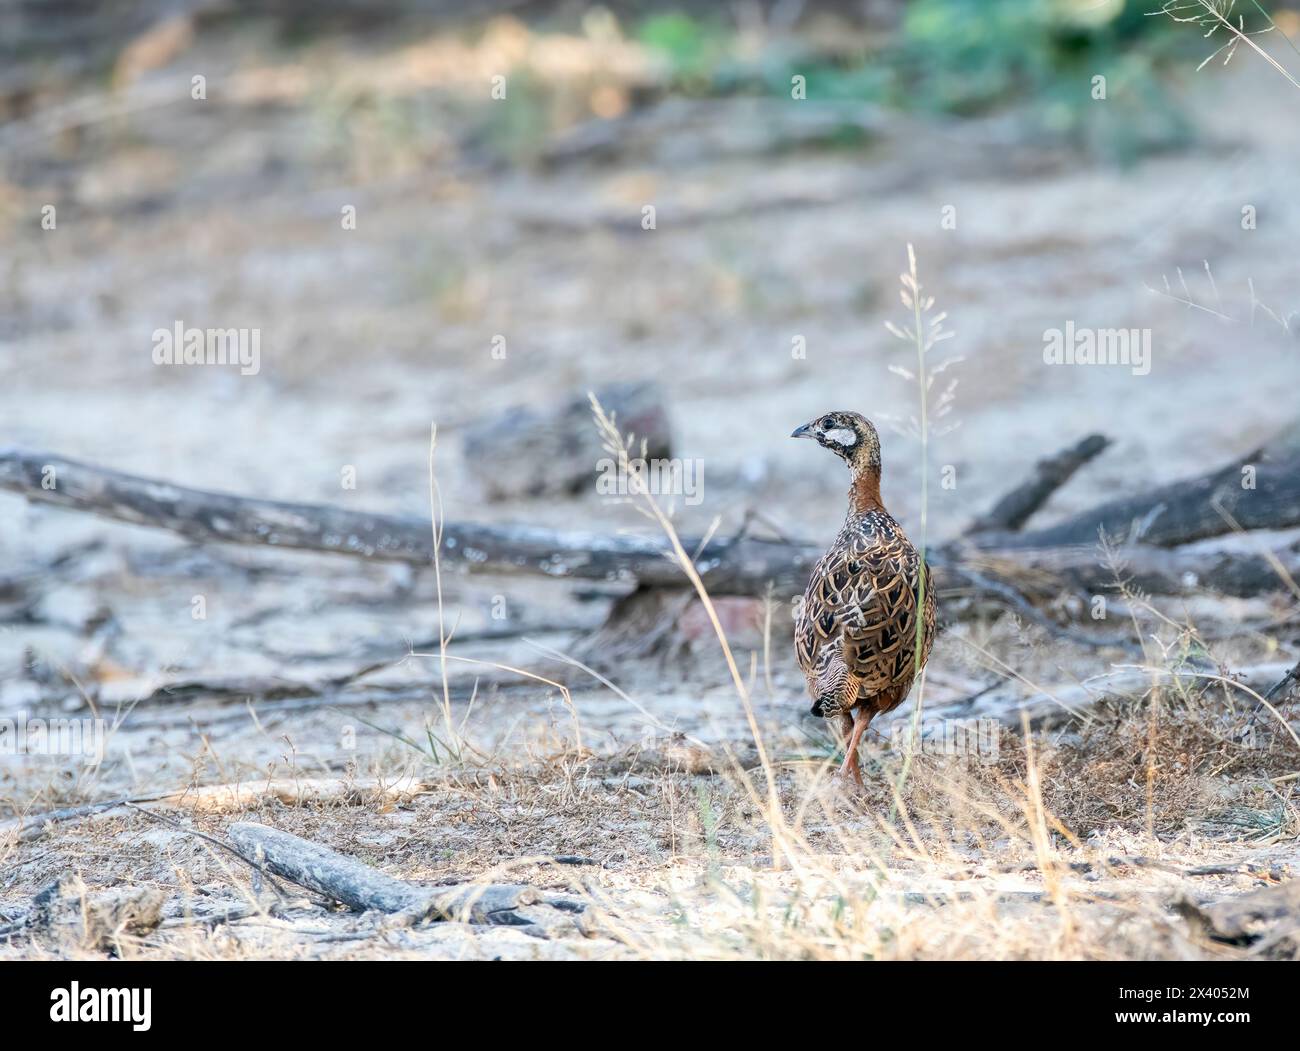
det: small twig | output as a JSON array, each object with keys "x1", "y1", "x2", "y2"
[
  {"x1": 122, "y1": 803, "x2": 295, "y2": 901},
  {"x1": 2, "y1": 793, "x2": 170, "y2": 845},
  {"x1": 1264, "y1": 660, "x2": 1300, "y2": 702}
]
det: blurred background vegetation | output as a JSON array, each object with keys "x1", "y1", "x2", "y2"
[
  {"x1": 4, "y1": 0, "x2": 1298, "y2": 517},
  {"x1": 6, "y1": 0, "x2": 1297, "y2": 170}
]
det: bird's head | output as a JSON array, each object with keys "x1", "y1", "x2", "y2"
[{"x1": 790, "y1": 411, "x2": 881, "y2": 472}]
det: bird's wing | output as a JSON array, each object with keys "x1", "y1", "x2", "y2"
[
  {"x1": 836, "y1": 536, "x2": 926, "y2": 696},
  {"x1": 795, "y1": 545, "x2": 844, "y2": 651}
]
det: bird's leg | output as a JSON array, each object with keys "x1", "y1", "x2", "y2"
[
  {"x1": 836, "y1": 711, "x2": 853, "y2": 753},
  {"x1": 837, "y1": 706, "x2": 873, "y2": 787}
]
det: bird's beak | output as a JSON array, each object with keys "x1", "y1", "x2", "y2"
[{"x1": 791, "y1": 422, "x2": 815, "y2": 439}]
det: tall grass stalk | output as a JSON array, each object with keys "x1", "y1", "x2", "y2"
[
  {"x1": 588, "y1": 397, "x2": 787, "y2": 838},
  {"x1": 883, "y1": 244, "x2": 956, "y2": 792}
]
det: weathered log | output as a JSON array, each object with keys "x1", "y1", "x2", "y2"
[
  {"x1": 1177, "y1": 879, "x2": 1300, "y2": 949},
  {"x1": 165, "y1": 777, "x2": 429, "y2": 813},
  {"x1": 2, "y1": 447, "x2": 1297, "y2": 600},
  {"x1": 227, "y1": 822, "x2": 427, "y2": 914},
  {"x1": 0, "y1": 779, "x2": 431, "y2": 846},
  {"x1": 462, "y1": 381, "x2": 672, "y2": 501},
  {"x1": 973, "y1": 444, "x2": 1300, "y2": 550},
  {"x1": 17, "y1": 875, "x2": 166, "y2": 950},
  {"x1": 965, "y1": 433, "x2": 1111, "y2": 534},
  {"x1": 975, "y1": 541, "x2": 1300, "y2": 599},
  {"x1": 226, "y1": 822, "x2": 541, "y2": 923},
  {"x1": 0, "y1": 447, "x2": 813, "y2": 591}
]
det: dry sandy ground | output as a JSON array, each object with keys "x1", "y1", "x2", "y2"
[{"x1": 1, "y1": 21, "x2": 1298, "y2": 958}]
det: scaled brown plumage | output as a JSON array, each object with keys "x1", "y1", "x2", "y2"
[{"x1": 792, "y1": 411, "x2": 936, "y2": 786}]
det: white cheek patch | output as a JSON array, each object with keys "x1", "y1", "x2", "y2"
[{"x1": 823, "y1": 428, "x2": 857, "y2": 447}]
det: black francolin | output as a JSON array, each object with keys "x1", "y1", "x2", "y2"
[{"x1": 791, "y1": 411, "x2": 936, "y2": 786}]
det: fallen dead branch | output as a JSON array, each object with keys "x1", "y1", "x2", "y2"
[
  {"x1": 985, "y1": 540, "x2": 1300, "y2": 599},
  {"x1": 156, "y1": 776, "x2": 430, "y2": 813},
  {"x1": 1, "y1": 793, "x2": 168, "y2": 846},
  {"x1": 969, "y1": 437, "x2": 1300, "y2": 550},
  {"x1": 0, "y1": 777, "x2": 429, "y2": 846},
  {"x1": 0, "y1": 447, "x2": 744, "y2": 585},
  {"x1": 965, "y1": 433, "x2": 1111, "y2": 534},
  {"x1": 227, "y1": 821, "x2": 438, "y2": 915},
  {"x1": 1176, "y1": 878, "x2": 1300, "y2": 953},
  {"x1": 3, "y1": 875, "x2": 166, "y2": 950},
  {"x1": 226, "y1": 821, "x2": 574, "y2": 927},
  {"x1": 5, "y1": 446, "x2": 1298, "y2": 606}
]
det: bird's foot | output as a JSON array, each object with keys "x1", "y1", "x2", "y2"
[
  {"x1": 833, "y1": 757, "x2": 867, "y2": 795},
  {"x1": 823, "y1": 769, "x2": 870, "y2": 811}
]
